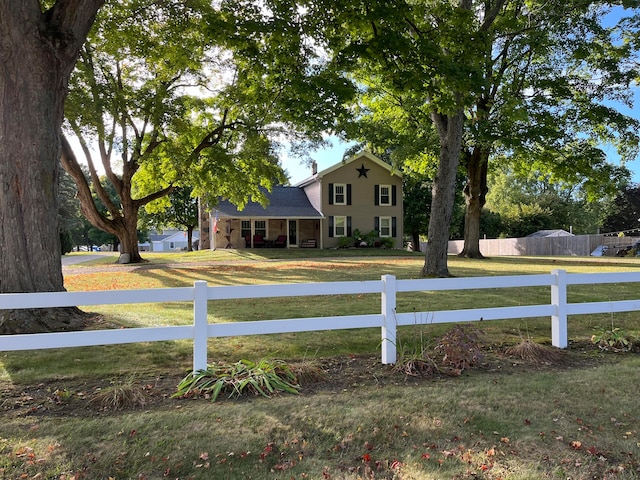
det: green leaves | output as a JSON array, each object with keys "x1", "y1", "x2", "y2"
[
  {"x1": 173, "y1": 359, "x2": 302, "y2": 402},
  {"x1": 64, "y1": 0, "x2": 360, "y2": 260}
]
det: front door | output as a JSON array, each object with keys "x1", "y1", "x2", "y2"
[{"x1": 288, "y1": 220, "x2": 297, "y2": 246}]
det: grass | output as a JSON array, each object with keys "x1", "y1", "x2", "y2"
[{"x1": 2, "y1": 251, "x2": 640, "y2": 478}]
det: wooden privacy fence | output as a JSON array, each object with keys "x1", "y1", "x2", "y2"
[
  {"x1": 2, "y1": 269, "x2": 640, "y2": 372},
  {"x1": 447, "y1": 235, "x2": 640, "y2": 256}
]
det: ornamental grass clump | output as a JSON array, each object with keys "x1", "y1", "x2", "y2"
[
  {"x1": 289, "y1": 361, "x2": 329, "y2": 385},
  {"x1": 505, "y1": 339, "x2": 566, "y2": 364},
  {"x1": 88, "y1": 377, "x2": 148, "y2": 410},
  {"x1": 173, "y1": 358, "x2": 302, "y2": 402},
  {"x1": 393, "y1": 327, "x2": 439, "y2": 377}
]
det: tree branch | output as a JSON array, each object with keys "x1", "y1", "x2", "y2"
[
  {"x1": 60, "y1": 133, "x2": 120, "y2": 236},
  {"x1": 43, "y1": 0, "x2": 105, "y2": 72},
  {"x1": 133, "y1": 184, "x2": 177, "y2": 210}
]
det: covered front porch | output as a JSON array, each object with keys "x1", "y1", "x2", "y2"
[
  {"x1": 205, "y1": 186, "x2": 324, "y2": 250},
  {"x1": 211, "y1": 217, "x2": 322, "y2": 250}
]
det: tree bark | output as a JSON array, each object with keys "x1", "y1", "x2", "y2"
[
  {"x1": 459, "y1": 145, "x2": 489, "y2": 258},
  {"x1": 421, "y1": 108, "x2": 465, "y2": 277},
  {"x1": 60, "y1": 134, "x2": 165, "y2": 264},
  {"x1": 411, "y1": 232, "x2": 421, "y2": 252},
  {"x1": 0, "y1": 1, "x2": 103, "y2": 332},
  {"x1": 187, "y1": 226, "x2": 195, "y2": 252}
]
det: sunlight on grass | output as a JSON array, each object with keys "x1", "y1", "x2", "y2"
[
  {"x1": 60, "y1": 253, "x2": 640, "y2": 367},
  {"x1": 3, "y1": 253, "x2": 640, "y2": 479}
]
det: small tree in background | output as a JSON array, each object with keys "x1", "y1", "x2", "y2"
[
  {"x1": 601, "y1": 185, "x2": 640, "y2": 234},
  {"x1": 144, "y1": 188, "x2": 199, "y2": 252}
]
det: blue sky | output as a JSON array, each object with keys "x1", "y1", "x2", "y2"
[{"x1": 282, "y1": 138, "x2": 354, "y2": 185}]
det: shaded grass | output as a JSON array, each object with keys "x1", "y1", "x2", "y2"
[
  {"x1": 2, "y1": 253, "x2": 640, "y2": 478},
  {"x1": 2, "y1": 354, "x2": 639, "y2": 479}
]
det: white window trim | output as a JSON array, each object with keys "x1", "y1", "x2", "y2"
[
  {"x1": 334, "y1": 183, "x2": 347, "y2": 205},
  {"x1": 379, "y1": 185, "x2": 391, "y2": 206},
  {"x1": 379, "y1": 216, "x2": 392, "y2": 237},
  {"x1": 254, "y1": 220, "x2": 267, "y2": 236},
  {"x1": 334, "y1": 215, "x2": 347, "y2": 237}
]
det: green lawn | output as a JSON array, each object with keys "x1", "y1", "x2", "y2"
[{"x1": 2, "y1": 252, "x2": 640, "y2": 479}]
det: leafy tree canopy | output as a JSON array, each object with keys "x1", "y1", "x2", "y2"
[{"x1": 62, "y1": 0, "x2": 355, "y2": 262}]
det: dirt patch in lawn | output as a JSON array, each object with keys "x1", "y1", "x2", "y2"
[{"x1": 0, "y1": 341, "x2": 614, "y2": 420}]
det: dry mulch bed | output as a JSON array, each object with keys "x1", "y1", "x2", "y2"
[{"x1": 0, "y1": 340, "x2": 614, "y2": 420}]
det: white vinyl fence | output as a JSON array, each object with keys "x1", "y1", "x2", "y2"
[{"x1": 2, "y1": 269, "x2": 640, "y2": 372}]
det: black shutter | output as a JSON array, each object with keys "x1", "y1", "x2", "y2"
[
  {"x1": 347, "y1": 184, "x2": 352, "y2": 205},
  {"x1": 374, "y1": 216, "x2": 380, "y2": 232},
  {"x1": 329, "y1": 216, "x2": 334, "y2": 237},
  {"x1": 392, "y1": 185, "x2": 397, "y2": 206},
  {"x1": 392, "y1": 217, "x2": 397, "y2": 237},
  {"x1": 328, "y1": 183, "x2": 334, "y2": 205},
  {"x1": 374, "y1": 185, "x2": 379, "y2": 206},
  {"x1": 347, "y1": 216, "x2": 352, "y2": 237}
]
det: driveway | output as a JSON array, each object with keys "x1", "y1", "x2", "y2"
[{"x1": 61, "y1": 253, "x2": 117, "y2": 266}]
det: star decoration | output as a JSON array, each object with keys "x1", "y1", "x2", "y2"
[{"x1": 356, "y1": 163, "x2": 370, "y2": 178}]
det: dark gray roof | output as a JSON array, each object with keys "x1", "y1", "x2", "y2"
[
  {"x1": 149, "y1": 234, "x2": 170, "y2": 242},
  {"x1": 214, "y1": 186, "x2": 323, "y2": 219}
]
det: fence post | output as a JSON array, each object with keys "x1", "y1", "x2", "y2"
[
  {"x1": 193, "y1": 280, "x2": 209, "y2": 372},
  {"x1": 381, "y1": 275, "x2": 397, "y2": 364},
  {"x1": 551, "y1": 269, "x2": 568, "y2": 348}
]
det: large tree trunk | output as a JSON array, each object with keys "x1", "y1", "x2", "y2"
[
  {"x1": 118, "y1": 213, "x2": 144, "y2": 263},
  {"x1": 0, "y1": 1, "x2": 103, "y2": 333},
  {"x1": 411, "y1": 232, "x2": 421, "y2": 252},
  {"x1": 187, "y1": 226, "x2": 195, "y2": 252},
  {"x1": 459, "y1": 145, "x2": 489, "y2": 258},
  {"x1": 421, "y1": 109, "x2": 465, "y2": 277}
]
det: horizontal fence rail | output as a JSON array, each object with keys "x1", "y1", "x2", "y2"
[{"x1": 1, "y1": 269, "x2": 640, "y2": 371}]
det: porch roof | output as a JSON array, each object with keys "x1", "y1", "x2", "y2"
[{"x1": 214, "y1": 186, "x2": 323, "y2": 219}]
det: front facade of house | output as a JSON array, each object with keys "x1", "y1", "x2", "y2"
[
  {"x1": 298, "y1": 151, "x2": 403, "y2": 249},
  {"x1": 199, "y1": 151, "x2": 403, "y2": 249}
]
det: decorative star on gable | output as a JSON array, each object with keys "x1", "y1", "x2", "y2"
[{"x1": 356, "y1": 163, "x2": 370, "y2": 178}]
